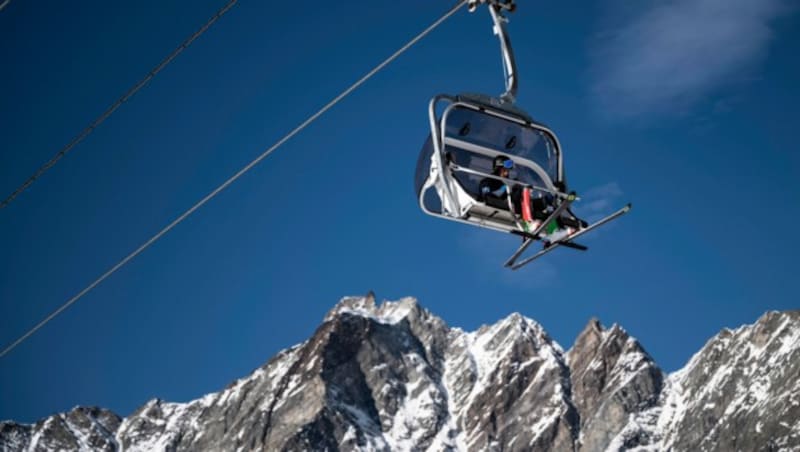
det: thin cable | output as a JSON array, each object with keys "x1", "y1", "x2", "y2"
[
  {"x1": 0, "y1": 0, "x2": 11, "y2": 12},
  {"x1": 0, "y1": 0, "x2": 467, "y2": 359},
  {"x1": 0, "y1": 0, "x2": 239, "y2": 210}
]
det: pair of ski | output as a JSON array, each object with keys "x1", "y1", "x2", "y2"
[{"x1": 504, "y1": 194, "x2": 631, "y2": 270}]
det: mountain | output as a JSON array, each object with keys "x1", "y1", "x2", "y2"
[{"x1": 1, "y1": 294, "x2": 798, "y2": 451}]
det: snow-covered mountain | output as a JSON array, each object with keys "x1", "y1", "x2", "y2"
[{"x1": 2, "y1": 294, "x2": 798, "y2": 451}]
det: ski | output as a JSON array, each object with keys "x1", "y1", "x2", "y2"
[
  {"x1": 559, "y1": 241, "x2": 588, "y2": 251},
  {"x1": 509, "y1": 203, "x2": 632, "y2": 270},
  {"x1": 504, "y1": 192, "x2": 576, "y2": 268}
]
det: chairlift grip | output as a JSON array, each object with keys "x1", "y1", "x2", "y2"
[{"x1": 468, "y1": 0, "x2": 515, "y2": 13}]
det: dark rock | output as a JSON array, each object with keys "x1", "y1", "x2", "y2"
[
  {"x1": 654, "y1": 310, "x2": 800, "y2": 452},
  {"x1": 567, "y1": 319, "x2": 663, "y2": 451}
]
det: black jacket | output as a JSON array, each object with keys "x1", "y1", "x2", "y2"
[{"x1": 479, "y1": 177, "x2": 515, "y2": 210}]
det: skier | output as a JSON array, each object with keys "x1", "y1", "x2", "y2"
[{"x1": 479, "y1": 155, "x2": 515, "y2": 210}]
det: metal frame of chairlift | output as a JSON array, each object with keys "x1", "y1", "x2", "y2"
[{"x1": 418, "y1": 0, "x2": 631, "y2": 269}]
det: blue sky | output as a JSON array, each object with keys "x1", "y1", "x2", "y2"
[{"x1": 1, "y1": 0, "x2": 798, "y2": 423}]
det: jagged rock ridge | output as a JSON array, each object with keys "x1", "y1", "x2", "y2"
[{"x1": 1, "y1": 295, "x2": 798, "y2": 451}]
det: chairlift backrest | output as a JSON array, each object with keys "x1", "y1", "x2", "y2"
[
  {"x1": 415, "y1": 95, "x2": 566, "y2": 193},
  {"x1": 442, "y1": 102, "x2": 562, "y2": 186}
]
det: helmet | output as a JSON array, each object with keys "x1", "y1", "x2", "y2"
[{"x1": 493, "y1": 155, "x2": 514, "y2": 171}]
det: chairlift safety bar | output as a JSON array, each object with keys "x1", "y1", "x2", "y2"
[
  {"x1": 447, "y1": 164, "x2": 577, "y2": 201},
  {"x1": 437, "y1": 100, "x2": 566, "y2": 183}
]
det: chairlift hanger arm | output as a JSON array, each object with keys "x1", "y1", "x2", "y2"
[{"x1": 468, "y1": 0, "x2": 518, "y2": 103}]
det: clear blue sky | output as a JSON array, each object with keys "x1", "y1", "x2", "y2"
[{"x1": 1, "y1": 0, "x2": 798, "y2": 423}]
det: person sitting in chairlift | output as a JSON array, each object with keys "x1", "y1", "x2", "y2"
[
  {"x1": 479, "y1": 155, "x2": 515, "y2": 210},
  {"x1": 479, "y1": 155, "x2": 572, "y2": 241},
  {"x1": 479, "y1": 155, "x2": 544, "y2": 220}
]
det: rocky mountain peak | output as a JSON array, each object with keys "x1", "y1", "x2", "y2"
[
  {"x1": 2, "y1": 299, "x2": 798, "y2": 452},
  {"x1": 566, "y1": 318, "x2": 663, "y2": 451},
  {"x1": 750, "y1": 310, "x2": 798, "y2": 348},
  {"x1": 325, "y1": 293, "x2": 424, "y2": 326},
  {"x1": 653, "y1": 309, "x2": 800, "y2": 451},
  {"x1": 0, "y1": 406, "x2": 119, "y2": 451},
  {"x1": 568, "y1": 318, "x2": 604, "y2": 364}
]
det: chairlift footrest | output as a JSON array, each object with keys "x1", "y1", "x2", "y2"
[
  {"x1": 503, "y1": 192, "x2": 576, "y2": 267},
  {"x1": 509, "y1": 203, "x2": 631, "y2": 270}
]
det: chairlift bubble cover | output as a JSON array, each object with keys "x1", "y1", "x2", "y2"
[{"x1": 415, "y1": 95, "x2": 562, "y2": 216}]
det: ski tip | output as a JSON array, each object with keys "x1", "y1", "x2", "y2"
[{"x1": 623, "y1": 203, "x2": 632, "y2": 212}]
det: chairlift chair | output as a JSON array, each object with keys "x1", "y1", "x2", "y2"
[{"x1": 414, "y1": 0, "x2": 631, "y2": 269}]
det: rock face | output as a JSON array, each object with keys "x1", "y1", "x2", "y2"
[
  {"x1": 0, "y1": 407, "x2": 119, "y2": 451},
  {"x1": 566, "y1": 319, "x2": 662, "y2": 451},
  {"x1": 1, "y1": 295, "x2": 798, "y2": 451},
  {"x1": 643, "y1": 310, "x2": 800, "y2": 452}
]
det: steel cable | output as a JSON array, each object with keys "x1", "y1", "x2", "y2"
[
  {"x1": 0, "y1": 0, "x2": 467, "y2": 359},
  {"x1": 0, "y1": 0, "x2": 239, "y2": 210}
]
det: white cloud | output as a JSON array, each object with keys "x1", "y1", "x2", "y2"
[
  {"x1": 583, "y1": 181, "x2": 624, "y2": 200},
  {"x1": 578, "y1": 181, "x2": 625, "y2": 223},
  {"x1": 589, "y1": 0, "x2": 793, "y2": 119}
]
